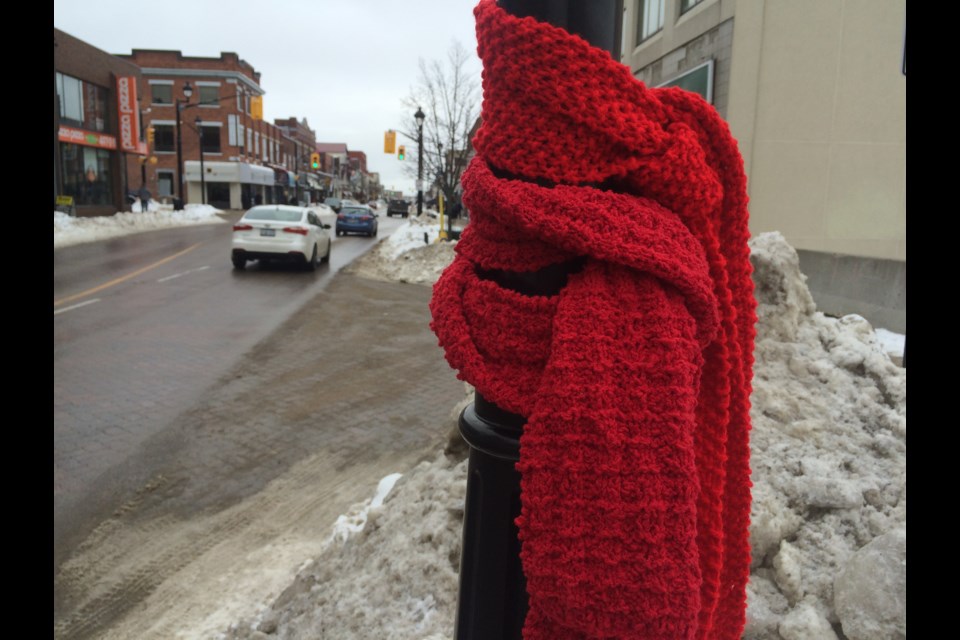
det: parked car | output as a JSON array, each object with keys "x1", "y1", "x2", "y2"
[
  {"x1": 386, "y1": 199, "x2": 409, "y2": 218},
  {"x1": 324, "y1": 197, "x2": 343, "y2": 213},
  {"x1": 336, "y1": 205, "x2": 379, "y2": 237},
  {"x1": 231, "y1": 205, "x2": 332, "y2": 271}
]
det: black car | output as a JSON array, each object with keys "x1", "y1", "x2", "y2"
[{"x1": 386, "y1": 199, "x2": 409, "y2": 218}]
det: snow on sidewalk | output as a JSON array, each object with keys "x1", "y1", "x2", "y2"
[
  {"x1": 343, "y1": 217, "x2": 454, "y2": 286},
  {"x1": 54, "y1": 204, "x2": 226, "y2": 249}
]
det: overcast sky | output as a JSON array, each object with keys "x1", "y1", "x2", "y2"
[{"x1": 53, "y1": 0, "x2": 482, "y2": 196}]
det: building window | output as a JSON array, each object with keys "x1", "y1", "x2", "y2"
[
  {"x1": 57, "y1": 72, "x2": 108, "y2": 132},
  {"x1": 154, "y1": 124, "x2": 175, "y2": 152},
  {"x1": 657, "y1": 59, "x2": 715, "y2": 103},
  {"x1": 59, "y1": 143, "x2": 114, "y2": 206},
  {"x1": 200, "y1": 125, "x2": 221, "y2": 153},
  {"x1": 151, "y1": 84, "x2": 173, "y2": 105},
  {"x1": 157, "y1": 170, "x2": 174, "y2": 197},
  {"x1": 636, "y1": 0, "x2": 665, "y2": 43},
  {"x1": 56, "y1": 72, "x2": 83, "y2": 123},
  {"x1": 680, "y1": 0, "x2": 705, "y2": 14},
  {"x1": 199, "y1": 85, "x2": 219, "y2": 107}
]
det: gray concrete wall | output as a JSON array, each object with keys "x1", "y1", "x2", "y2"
[{"x1": 796, "y1": 250, "x2": 906, "y2": 333}]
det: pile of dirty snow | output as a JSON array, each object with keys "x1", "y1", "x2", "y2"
[
  {"x1": 225, "y1": 231, "x2": 904, "y2": 640},
  {"x1": 224, "y1": 453, "x2": 467, "y2": 640},
  {"x1": 54, "y1": 204, "x2": 225, "y2": 249},
  {"x1": 344, "y1": 218, "x2": 455, "y2": 285},
  {"x1": 744, "y1": 232, "x2": 905, "y2": 640}
]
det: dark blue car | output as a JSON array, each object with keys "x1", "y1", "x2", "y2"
[{"x1": 335, "y1": 205, "x2": 379, "y2": 237}]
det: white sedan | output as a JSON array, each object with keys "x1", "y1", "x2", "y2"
[{"x1": 231, "y1": 205, "x2": 332, "y2": 271}]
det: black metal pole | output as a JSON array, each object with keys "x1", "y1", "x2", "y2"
[
  {"x1": 417, "y1": 122, "x2": 424, "y2": 216},
  {"x1": 454, "y1": 2, "x2": 623, "y2": 639},
  {"x1": 196, "y1": 117, "x2": 206, "y2": 205},
  {"x1": 140, "y1": 110, "x2": 148, "y2": 189},
  {"x1": 175, "y1": 99, "x2": 184, "y2": 207}
]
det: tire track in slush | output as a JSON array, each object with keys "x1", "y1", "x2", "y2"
[
  {"x1": 54, "y1": 274, "x2": 465, "y2": 639},
  {"x1": 55, "y1": 446, "x2": 435, "y2": 640}
]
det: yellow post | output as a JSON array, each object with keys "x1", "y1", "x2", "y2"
[{"x1": 438, "y1": 193, "x2": 448, "y2": 241}]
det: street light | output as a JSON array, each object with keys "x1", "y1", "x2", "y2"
[
  {"x1": 175, "y1": 82, "x2": 194, "y2": 208},
  {"x1": 415, "y1": 106, "x2": 425, "y2": 216},
  {"x1": 438, "y1": 141, "x2": 451, "y2": 240},
  {"x1": 195, "y1": 117, "x2": 206, "y2": 205}
]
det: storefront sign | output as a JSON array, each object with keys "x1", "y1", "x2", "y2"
[
  {"x1": 116, "y1": 76, "x2": 141, "y2": 153},
  {"x1": 58, "y1": 126, "x2": 118, "y2": 150}
]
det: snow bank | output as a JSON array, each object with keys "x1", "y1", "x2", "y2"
[
  {"x1": 382, "y1": 219, "x2": 445, "y2": 259},
  {"x1": 225, "y1": 455, "x2": 467, "y2": 640},
  {"x1": 343, "y1": 218, "x2": 455, "y2": 285},
  {"x1": 744, "y1": 232, "x2": 906, "y2": 640},
  {"x1": 225, "y1": 231, "x2": 905, "y2": 640},
  {"x1": 54, "y1": 204, "x2": 225, "y2": 249}
]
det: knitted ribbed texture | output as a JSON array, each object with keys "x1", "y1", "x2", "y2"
[{"x1": 430, "y1": 1, "x2": 756, "y2": 637}]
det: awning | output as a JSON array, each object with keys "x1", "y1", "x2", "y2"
[
  {"x1": 184, "y1": 161, "x2": 273, "y2": 186},
  {"x1": 272, "y1": 167, "x2": 296, "y2": 187}
]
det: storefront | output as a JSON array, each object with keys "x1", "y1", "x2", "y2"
[
  {"x1": 270, "y1": 166, "x2": 295, "y2": 205},
  {"x1": 184, "y1": 161, "x2": 273, "y2": 210},
  {"x1": 55, "y1": 29, "x2": 143, "y2": 217},
  {"x1": 57, "y1": 127, "x2": 118, "y2": 210}
]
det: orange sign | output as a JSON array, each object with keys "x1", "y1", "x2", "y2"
[
  {"x1": 58, "y1": 126, "x2": 118, "y2": 150},
  {"x1": 116, "y1": 76, "x2": 141, "y2": 153}
]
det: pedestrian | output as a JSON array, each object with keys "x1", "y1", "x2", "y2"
[{"x1": 137, "y1": 185, "x2": 151, "y2": 212}]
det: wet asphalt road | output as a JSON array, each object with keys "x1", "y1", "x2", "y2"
[{"x1": 53, "y1": 211, "x2": 412, "y2": 573}]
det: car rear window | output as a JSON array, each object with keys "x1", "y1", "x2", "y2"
[
  {"x1": 341, "y1": 207, "x2": 369, "y2": 215},
  {"x1": 244, "y1": 209, "x2": 304, "y2": 223}
]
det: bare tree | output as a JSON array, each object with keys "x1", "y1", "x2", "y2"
[{"x1": 400, "y1": 40, "x2": 480, "y2": 207}]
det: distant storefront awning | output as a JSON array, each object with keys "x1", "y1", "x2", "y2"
[
  {"x1": 184, "y1": 161, "x2": 273, "y2": 186},
  {"x1": 272, "y1": 167, "x2": 296, "y2": 187}
]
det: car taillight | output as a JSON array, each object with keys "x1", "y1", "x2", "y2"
[
  {"x1": 283, "y1": 227, "x2": 308, "y2": 235},
  {"x1": 337, "y1": 214, "x2": 346, "y2": 220},
  {"x1": 360, "y1": 216, "x2": 372, "y2": 221},
  {"x1": 233, "y1": 224, "x2": 253, "y2": 231}
]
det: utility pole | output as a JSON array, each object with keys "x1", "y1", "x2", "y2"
[{"x1": 415, "y1": 106, "x2": 425, "y2": 216}]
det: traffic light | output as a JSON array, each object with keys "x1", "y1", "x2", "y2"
[
  {"x1": 146, "y1": 126, "x2": 155, "y2": 145},
  {"x1": 384, "y1": 130, "x2": 396, "y2": 154},
  {"x1": 398, "y1": 145, "x2": 405, "y2": 160},
  {"x1": 310, "y1": 152, "x2": 320, "y2": 169}
]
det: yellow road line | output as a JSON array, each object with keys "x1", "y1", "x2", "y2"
[{"x1": 54, "y1": 243, "x2": 202, "y2": 307}]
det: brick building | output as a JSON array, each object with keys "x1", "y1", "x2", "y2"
[
  {"x1": 118, "y1": 49, "x2": 320, "y2": 209},
  {"x1": 274, "y1": 117, "x2": 327, "y2": 203},
  {"x1": 54, "y1": 28, "x2": 145, "y2": 217}
]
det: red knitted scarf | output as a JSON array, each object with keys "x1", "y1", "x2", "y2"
[{"x1": 431, "y1": 1, "x2": 756, "y2": 637}]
